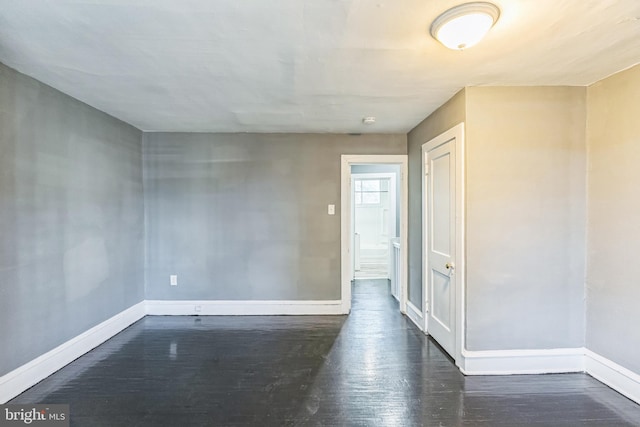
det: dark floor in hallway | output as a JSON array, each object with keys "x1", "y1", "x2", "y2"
[{"x1": 11, "y1": 279, "x2": 640, "y2": 426}]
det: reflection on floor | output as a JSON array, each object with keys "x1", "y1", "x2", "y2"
[{"x1": 11, "y1": 279, "x2": 640, "y2": 426}]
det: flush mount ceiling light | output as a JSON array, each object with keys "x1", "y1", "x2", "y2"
[{"x1": 430, "y1": 2, "x2": 500, "y2": 50}]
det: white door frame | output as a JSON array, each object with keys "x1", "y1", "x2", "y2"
[
  {"x1": 351, "y1": 172, "x2": 397, "y2": 280},
  {"x1": 341, "y1": 155, "x2": 408, "y2": 315},
  {"x1": 422, "y1": 123, "x2": 466, "y2": 367}
]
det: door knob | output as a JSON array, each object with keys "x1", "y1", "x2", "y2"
[{"x1": 445, "y1": 262, "x2": 454, "y2": 270}]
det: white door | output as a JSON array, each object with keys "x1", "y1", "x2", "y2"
[{"x1": 425, "y1": 138, "x2": 456, "y2": 357}]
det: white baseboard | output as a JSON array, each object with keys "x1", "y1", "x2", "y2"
[
  {"x1": 460, "y1": 347, "x2": 640, "y2": 403},
  {"x1": 405, "y1": 301, "x2": 424, "y2": 331},
  {"x1": 460, "y1": 348, "x2": 585, "y2": 375},
  {"x1": 0, "y1": 301, "x2": 146, "y2": 404},
  {"x1": 585, "y1": 349, "x2": 640, "y2": 405},
  {"x1": 0, "y1": 298, "x2": 343, "y2": 403},
  {"x1": 145, "y1": 300, "x2": 344, "y2": 316},
  {"x1": 4, "y1": 298, "x2": 639, "y2": 408}
]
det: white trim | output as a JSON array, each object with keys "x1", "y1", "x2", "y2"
[
  {"x1": 457, "y1": 124, "x2": 466, "y2": 370},
  {"x1": 459, "y1": 347, "x2": 640, "y2": 404},
  {"x1": 460, "y1": 348, "x2": 585, "y2": 375},
  {"x1": 421, "y1": 141, "x2": 427, "y2": 330},
  {"x1": 406, "y1": 301, "x2": 425, "y2": 332},
  {"x1": 421, "y1": 123, "x2": 466, "y2": 365},
  {"x1": 3, "y1": 298, "x2": 640, "y2": 407},
  {"x1": 401, "y1": 159, "x2": 408, "y2": 313},
  {"x1": 390, "y1": 238, "x2": 401, "y2": 300},
  {"x1": 0, "y1": 301, "x2": 146, "y2": 404},
  {"x1": 341, "y1": 155, "x2": 409, "y2": 315},
  {"x1": 145, "y1": 300, "x2": 344, "y2": 316},
  {"x1": 585, "y1": 349, "x2": 640, "y2": 405}
]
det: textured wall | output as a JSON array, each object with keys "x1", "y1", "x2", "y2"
[
  {"x1": 465, "y1": 86, "x2": 586, "y2": 350},
  {"x1": 586, "y1": 64, "x2": 640, "y2": 374},
  {"x1": 406, "y1": 89, "x2": 466, "y2": 311},
  {"x1": 0, "y1": 63, "x2": 144, "y2": 376},
  {"x1": 143, "y1": 133, "x2": 406, "y2": 300}
]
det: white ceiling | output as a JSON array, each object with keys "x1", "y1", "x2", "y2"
[{"x1": 0, "y1": 0, "x2": 639, "y2": 133}]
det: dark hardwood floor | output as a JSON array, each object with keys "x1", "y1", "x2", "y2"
[{"x1": 12, "y1": 279, "x2": 640, "y2": 426}]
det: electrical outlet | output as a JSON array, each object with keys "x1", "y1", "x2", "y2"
[
  {"x1": 194, "y1": 305, "x2": 202, "y2": 313},
  {"x1": 170, "y1": 275, "x2": 178, "y2": 286}
]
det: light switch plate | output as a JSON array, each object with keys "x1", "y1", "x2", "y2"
[{"x1": 328, "y1": 204, "x2": 335, "y2": 215}]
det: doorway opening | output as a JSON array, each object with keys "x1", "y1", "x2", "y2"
[
  {"x1": 352, "y1": 171, "x2": 397, "y2": 280},
  {"x1": 340, "y1": 155, "x2": 408, "y2": 315}
]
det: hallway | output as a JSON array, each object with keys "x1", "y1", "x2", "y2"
[{"x1": 11, "y1": 280, "x2": 640, "y2": 426}]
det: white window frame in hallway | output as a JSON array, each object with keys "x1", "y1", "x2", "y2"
[{"x1": 340, "y1": 155, "x2": 409, "y2": 315}]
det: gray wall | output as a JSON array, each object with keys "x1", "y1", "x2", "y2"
[
  {"x1": 465, "y1": 87, "x2": 586, "y2": 350},
  {"x1": 351, "y1": 164, "x2": 401, "y2": 237},
  {"x1": 144, "y1": 133, "x2": 406, "y2": 300},
  {"x1": 586, "y1": 64, "x2": 640, "y2": 374},
  {"x1": 407, "y1": 89, "x2": 466, "y2": 311},
  {"x1": 406, "y1": 87, "x2": 587, "y2": 351},
  {"x1": 0, "y1": 63, "x2": 144, "y2": 376}
]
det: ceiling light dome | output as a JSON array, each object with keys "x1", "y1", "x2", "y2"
[{"x1": 430, "y1": 2, "x2": 500, "y2": 50}]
